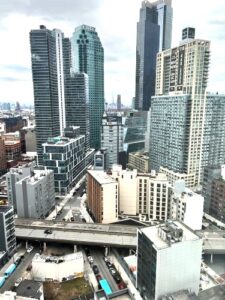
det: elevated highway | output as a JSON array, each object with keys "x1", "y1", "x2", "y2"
[
  {"x1": 15, "y1": 218, "x2": 225, "y2": 253},
  {"x1": 15, "y1": 218, "x2": 138, "y2": 248}
]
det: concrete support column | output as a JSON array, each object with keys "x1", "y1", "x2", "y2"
[
  {"x1": 74, "y1": 245, "x2": 77, "y2": 253},
  {"x1": 43, "y1": 242, "x2": 47, "y2": 253},
  {"x1": 210, "y1": 254, "x2": 214, "y2": 264},
  {"x1": 25, "y1": 241, "x2": 28, "y2": 249}
]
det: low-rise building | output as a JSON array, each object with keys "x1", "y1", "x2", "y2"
[
  {"x1": 87, "y1": 169, "x2": 118, "y2": 224},
  {"x1": 137, "y1": 221, "x2": 202, "y2": 299},
  {"x1": 0, "y1": 206, "x2": 16, "y2": 258},
  {"x1": 22, "y1": 126, "x2": 37, "y2": 153},
  {"x1": 170, "y1": 180, "x2": 204, "y2": 230},
  {"x1": 128, "y1": 152, "x2": 149, "y2": 173},
  {"x1": 5, "y1": 140, "x2": 21, "y2": 168},
  {"x1": 32, "y1": 252, "x2": 84, "y2": 282},
  {"x1": 160, "y1": 166, "x2": 195, "y2": 188},
  {"x1": 16, "y1": 169, "x2": 55, "y2": 219}
]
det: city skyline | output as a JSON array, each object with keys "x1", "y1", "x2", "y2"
[{"x1": 0, "y1": 0, "x2": 225, "y2": 105}]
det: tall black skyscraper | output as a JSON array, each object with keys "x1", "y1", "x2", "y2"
[
  {"x1": 30, "y1": 26, "x2": 69, "y2": 164},
  {"x1": 135, "y1": 0, "x2": 173, "y2": 111}
]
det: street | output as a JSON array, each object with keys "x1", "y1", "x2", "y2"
[{"x1": 0, "y1": 248, "x2": 38, "y2": 293}]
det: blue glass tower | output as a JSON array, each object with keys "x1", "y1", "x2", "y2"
[{"x1": 71, "y1": 25, "x2": 104, "y2": 149}]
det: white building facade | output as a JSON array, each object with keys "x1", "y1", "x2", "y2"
[
  {"x1": 137, "y1": 221, "x2": 202, "y2": 299},
  {"x1": 170, "y1": 180, "x2": 204, "y2": 230},
  {"x1": 15, "y1": 169, "x2": 55, "y2": 219}
]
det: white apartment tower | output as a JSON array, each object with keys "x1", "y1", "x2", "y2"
[
  {"x1": 151, "y1": 27, "x2": 210, "y2": 186},
  {"x1": 137, "y1": 221, "x2": 202, "y2": 299}
]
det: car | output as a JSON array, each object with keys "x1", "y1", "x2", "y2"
[
  {"x1": 118, "y1": 282, "x2": 126, "y2": 290},
  {"x1": 44, "y1": 229, "x2": 52, "y2": 234},
  {"x1": 103, "y1": 256, "x2": 109, "y2": 263},
  {"x1": 92, "y1": 265, "x2": 99, "y2": 275},
  {"x1": 70, "y1": 217, "x2": 74, "y2": 222},
  {"x1": 96, "y1": 274, "x2": 102, "y2": 282},
  {"x1": 14, "y1": 277, "x2": 22, "y2": 287},
  {"x1": 113, "y1": 273, "x2": 122, "y2": 284},
  {"x1": 14, "y1": 257, "x2": 22, "y2": 265},
  {"x1": 109, "y1": 267, "x2": 117, "y2": 276},
  {"x1": 26, "y1": 264, "x2": 32, "y2": 271},
  {"x1": 88, "y1": 256, "x2": 93, "y2": 264},
  {"x1": 26, "y1": 246, "x2": 33, "y2": 253},
  {"x1": 106, "y1": 261, "x2": 113, "y2": 268}
]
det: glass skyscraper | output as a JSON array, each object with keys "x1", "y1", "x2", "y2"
[
  {"x1": 135, "y1": 0, "x2": 173, "y2": 111},
  {"x1": 30, "y1": 25, "x2": 69, "y2": 164},
  {"x1": 71, "y1": 25, "x2": 104, "y2": 149}
]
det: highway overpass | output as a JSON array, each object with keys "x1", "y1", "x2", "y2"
[
  {"x1": 15, "y1": 218, "x2": 138, "y2": 248},
  {"x1": 15, "y1": 218, "x2": 225, "y2": 253}
]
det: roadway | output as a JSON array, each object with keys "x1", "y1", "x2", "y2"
[{"x1": 0, "y1": 248, "x2": 38, "y2": 293}]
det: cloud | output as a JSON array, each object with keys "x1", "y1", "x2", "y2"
[
  {"x1": 0, "y1": 0, "x2": 225, "y2": 106},
  {"x1": 0, "y1": 76, "x2": 23, "y2": 82}
]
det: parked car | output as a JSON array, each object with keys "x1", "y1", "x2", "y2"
[
  {"x1": 14, "y1": 277, "x2": 22, "y2": 287},
  {"x1": 26, "y1": 246, "x2": 33, "y2": 253},
  {"x1": 84, "y1": 247, "x2": 90, "y2": 256},
  {"x1": 113, "y1": 273, "x2": 122, "y2": 284},
  {"x1": 88, "y1": 256, "x2": 93, "y2": 264},
  {"x1": 26, "y1": 264, "x2": 32, "y2": 271},
  {"x1": 103, "y1": 256, "x2": 109, "y2": 263},
  {"x1": 96, "y1": 274, "x2": 102, "y2": 282},
  {"x1": 92, "y1": 265, "x2": 99, "y2": 275},
  {"x1": 14, "y1": 257, "x2": 22, "y2": 266},
  {"x1": 106, "y1": 261, "x2": 113, "y2": 268},
  {"x1": 70, "y1": 217, "x2": 74, "y2": 222},
  {"x1": 44, "y1": 229, "x2": 52, "y2": 234},
  {"x1": 118, "y1": 282, "x2": 126, "y2": 290}
]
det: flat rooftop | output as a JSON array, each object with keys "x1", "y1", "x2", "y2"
[
  {"x1": 88, "y1": 170, "x2": 117, "y2": 185},
  {"x1": 141, "y1": 221, "x2": 200, "y2": 250},
  {"x1": 16, "y1": 280, "x2": 42, "y2": 299},
  {"x1": 43, "y1": 135, "x2": 84, "y2": 147}
]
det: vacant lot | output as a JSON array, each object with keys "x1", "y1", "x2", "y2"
[{"x1": 44, "y1": 277, "x2": 93, "y2": 300}]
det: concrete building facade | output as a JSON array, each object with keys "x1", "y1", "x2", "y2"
[
  {"x1": 170, "y1": 180, "x2": 204, "y2": 230},
  {"x1": 15, "y1": 169, "x2": 55, "y2": 219},
  {"x1": 101, "y1": 113, "x2": 124, "y2": 169},
  {"x1": 87, "y1": 170, "x2": 118, "y2": 224},
  {"x1": 128, "y1": 152, "x2": 149, "y2": 173},
  {"x1": 137, "y1": 221, "x2": 202, "y2": 299},
  {"x1": 151, "y1": 29, "x2": 210, "y2": 186},
  {"x1": 0, "y1": 206, "x2": 16, "y2": 257}
]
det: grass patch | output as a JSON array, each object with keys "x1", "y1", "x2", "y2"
[{"x1": 44, "y1": 277, "x2": 93, "y2": 300}]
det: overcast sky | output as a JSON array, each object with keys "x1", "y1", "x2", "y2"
[{"x1": 0, "y1": 0, "x2": 225, "y2": 106}]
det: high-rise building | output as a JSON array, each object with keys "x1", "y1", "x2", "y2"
[
  {"x1": 71, "y1": 25, "x2": 104, "y2": 149},
  {"x1": 202, "y1": 94, "x2": 225, "y2": 175},
  {"x1": 135, "y1": 0, "x2": 173, "y2": 110},
  {"x1": 137, "y1": 221, "x2": 202, "y2": 299},
  {"x1": 65, "y1": 73, "x2": 90, "y2": 150},
  {"x1": 15, "y1": 169, "x2": 55, "y2": 219},
  {"x1": 30, "y1": 25, "x2": 69, "y2": 164},
  {"x1": 117, "y1": 95, "x2": 122, "y2": 111},
  {"x1": 0, "y1": 206, "x2": 16, "y2": 257},
  {"x1": 151, "y1": 28, "x2": 210, "y2": 186},
  {"x1": 202, "y1": 165, "x2": 221, "y2": 213},
  {"x1": 101, "y1": 112, "x2": 124, "y2": 169},
  {"x1": 0, "y1": 137, "x2": 6, "y2": 175}
]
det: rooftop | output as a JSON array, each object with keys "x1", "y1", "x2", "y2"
[
  {"x1": 16, "y1": 280, "x2": 42, "y2": 299},
  {"x1": 140, "y1": 220, "x2": 200, "y2": 250},
  {"x1": 88, "y1": 170, "x2": 117, "y2": 185},
  {"x1": 0, "y1": 205, "x2": 13, "y2": 214},
  {"x1": 17, "y1": 169, "x2": 53, "y2": 185},
  {"x1": 43, "y1": 135, "x2": 84, "y2": 147},
  {"x1": 33, "y1": 252, "x2": 83, "y2": 263}
]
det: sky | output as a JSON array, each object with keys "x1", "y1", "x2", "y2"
[{"x1": 0, "y1": 0, "x2": 225, "y2": 106}]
